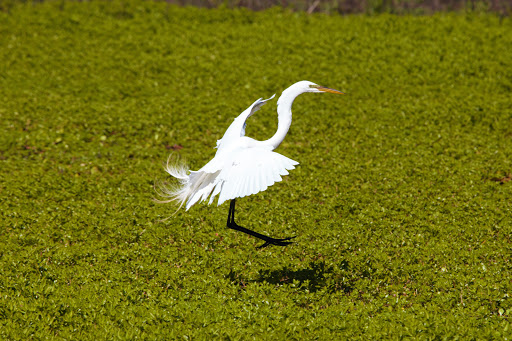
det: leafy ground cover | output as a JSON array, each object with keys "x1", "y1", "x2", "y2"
[{"x1": 1, "y1": 1, "x2": 511, "y2": 338}]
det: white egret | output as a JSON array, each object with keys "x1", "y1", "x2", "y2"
[{"x1": 159, "y1": 81, "x2": 343, "y2": 248}]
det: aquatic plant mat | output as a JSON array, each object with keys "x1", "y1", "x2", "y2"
[{"x1": 1, "y1": 1, "x2": 511, "y2": 338}]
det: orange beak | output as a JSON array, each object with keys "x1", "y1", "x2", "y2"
[{"x1": 317, "y1": 86, "x2": 344, "y2": 95}]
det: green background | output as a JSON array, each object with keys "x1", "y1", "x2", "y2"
[{"x1": 1, "y1": 1, "x2": 511, "y2": 338}]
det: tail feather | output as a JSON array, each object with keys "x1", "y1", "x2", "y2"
[
  {"x1": 155, "y1": 153, "x2": 221, "y2": 213},
  {"x1": 154, "y1": 154, "x2": 190, "y2": 212}
]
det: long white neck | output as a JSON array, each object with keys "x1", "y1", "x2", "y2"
[{"x1": 264, "y1": 85, "x2": 305, "y2": 150}]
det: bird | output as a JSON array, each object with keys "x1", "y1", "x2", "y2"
[{"x1": 158, "y1": 80, "x2": 344, "y2": 248}]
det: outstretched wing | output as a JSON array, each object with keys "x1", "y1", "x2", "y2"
[
  {"x1": 213, "y1": 148, "x2": 298, "y2": 206},
  {"x1": 216, "y1": 94, "x2": 275, "y2": 150},
  {"x1": 182, "y1": 148, "x2": 298, "y2": 210}
]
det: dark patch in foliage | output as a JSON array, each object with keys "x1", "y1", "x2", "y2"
[
  {"x1": 490, "y1": 173, "x2": 512, "y2": 184},
  {"x1": 257, "y1": 261, "x2": 337, "y2": 292},
  {"x1": 166, "y1": 144, "x2": 183, "y2": 150},
  {"x1": 226, "y1": 261, "x2": 355, "y2": 293}
]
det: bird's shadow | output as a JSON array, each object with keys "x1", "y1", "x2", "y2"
[{"x1": 226, "y1": 260, "x2": 353, "y2": 293}]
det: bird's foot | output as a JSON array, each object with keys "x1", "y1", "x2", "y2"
[
  {"x1": 256, "y1": 236, "x2": 296, "y2": 249},
  {"x1": 227, "y1": 222, "x2": 296, "y2": 248}
]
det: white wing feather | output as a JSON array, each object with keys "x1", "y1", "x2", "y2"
[
  {"x1": 162, "y1": 148, "x2": 298, "y2": 211},
  {"x1": 214, "y1": 148, "x2": 298, "y2": 206},
  {"x1": 216, "y1": 95, "x2": 275, "y2": 151}
]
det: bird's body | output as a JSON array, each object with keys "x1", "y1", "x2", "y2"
[{"x1": 159, "y1": 81, "x2": 343, "y2": 247}]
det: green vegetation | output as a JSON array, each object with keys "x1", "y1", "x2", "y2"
[{"x1": 1, "y1": 1, "x2": 511, "y2": 338}]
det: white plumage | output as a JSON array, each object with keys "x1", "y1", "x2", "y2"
[{"x1": 158, "y1": 81, "x2": 343, "y2": 213}]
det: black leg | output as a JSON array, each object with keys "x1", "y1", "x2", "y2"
[{"x1": 226, "y1": 199, "x2": 295, "y2": 248}]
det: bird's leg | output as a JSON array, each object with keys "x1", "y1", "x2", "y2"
[{"x1": 226, "y1": 199, "x2": 295, "y2": 248}]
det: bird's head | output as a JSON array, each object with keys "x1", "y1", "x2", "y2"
[{"x1": 277, "y1": 80, "x2": 344, "y2": 106}]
